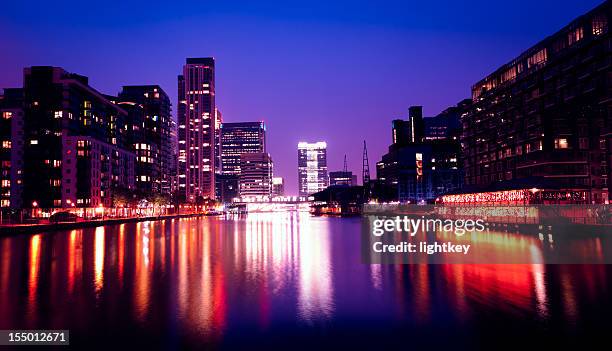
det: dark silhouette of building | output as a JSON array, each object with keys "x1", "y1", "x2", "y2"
[
  {"x1": 216, "y1": 174, "x2": 239, "y2": 203},
  {"x1": 329, "y1": 171, "x2": 357, "y2": 186},
  {"x1": 462, "y1": 2, "x2": 611, "y2": 204},
  {"x1": 377, "y1": 103, "x2": 467, "y2": 203},
  {"x1": 178, "y1": 57, "x2": 216, "y2": 202}
]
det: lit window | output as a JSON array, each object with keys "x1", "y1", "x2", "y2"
[
  {"x1": 554, "y1": 138, "x2": 569, "y2": 149},
  {"x1": 30, "y1": 140, "x2": 38, "y2": 145},
  {"x1": 2, "y1": 112, "x2": 12, "y2": 119},
  {"x1": 54, "y1": 111, "x2": 62, "y2": 119},
  {"x1": 527, "y1": 49, "x2": 547, "y2": 68},
  {"x1": 568, "y1": 27, "x2": 584, "y2": 46},
  {"x1": 2, "y1": 141, "x2": 10, "y2": 149},
  {"x1": 593, "y1": 15, "x2": 608, "y2": 36}
]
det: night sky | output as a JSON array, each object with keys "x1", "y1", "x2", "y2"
[{"x1": 0, "y1": 0, "x2": 603, "y2": 194}]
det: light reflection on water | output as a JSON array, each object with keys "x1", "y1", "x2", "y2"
[{"x1": 0, "y1": 214, "x2": 611, "y2": 348}]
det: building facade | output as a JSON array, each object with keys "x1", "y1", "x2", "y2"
[
  {"x1": 271, "y1": 177, "x2": 284, "y2": 197},
  {"x1": 178, "y1": 57, "x2": 216, "y2": 202},
  {"x1": 239, "y1": 152, "x2": 273, "y2": 198},
  {"x1": 6, "y1": 66, "x2": 135, "y2": 208},
  {"x1": 220, "y1": 122, "x2": 266, "y2": 175},
  {"x1": 377, "y1": 103, "x2": 465, "y2": 203},
  {"x1": 298, "y1": 141, "x2": 328, "y2": 197},
  {"x1": 116, "y1": 85, "x2": 173, "y2": 195},
  {"x1": 329, "y1": 171, "x2": 357, "y2": 186},
  {"x1": 462, "y1": 2, "x2": 611, "y2": 204},
  {"x1": 0, "y1": 88, "x2": 24, "y2": 208}
]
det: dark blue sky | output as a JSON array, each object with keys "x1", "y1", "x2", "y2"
[{"x1": 0, "y1": 0, "x2": 603, "y2": 194}]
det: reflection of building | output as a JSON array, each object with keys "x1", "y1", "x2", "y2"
[
  {"x1": 462, "y1": 3, "x2": 611, "y2": 204},
  {"x1": 220, "y1": 122, "x2": 266, "y2": 175},
  {"x1": 329, "y1": 171, "x2": 357, "y2": 186},
  {"x1": 178, "y1": 57, "x2": 216, "y2": 201},
  {"x1": 377, "y1": 104, "x2": 465, "y2": 203},
  {"x1": 116, "y1": 85, "x2": 173, "y2": 195},
  {"x1": 239, "y1": 152, "x2": 273, "y2": 198},
  {"x1": 272, "y1": 177, "x2": 284, "y2": 197},
  {"x1": 298, "y1": 142, "x2": 328, "y2": 197},
  {"x1": 3, "y1": 66, "x2": 135, "y2": 208},
  {"x1": 0, "y1": 88, "x2": 24, "y2": 208}
]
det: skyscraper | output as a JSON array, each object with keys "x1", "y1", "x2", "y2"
[
  {"x1": 298, "y1": 141, "x2": 328, "y2": 197},
  {"x1": 239, "y1": 152, "x2": 273, "y2": 198},
  {"x1": 177, "y1": 57, "x2": 216, "y2": 202},
  {"x1": 220, "y1": 122, "x2": 266, "y2": 175}
]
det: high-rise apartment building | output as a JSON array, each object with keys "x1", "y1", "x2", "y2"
[
  {"x1": 116, "y1": 85, "x2": 173, "y2": 195},
  {"x1": 5, "y1": 66, "x2": 135, "y2": 208},
  {"x1": 298, "y1": 141, "x2": 328, "y2": 196},
  {"x1": 220, "y1": 122, "x2": 266, "y2": 175},
  {"x1": 177, "y1": 57, "x2": 216, "y2": 202}
]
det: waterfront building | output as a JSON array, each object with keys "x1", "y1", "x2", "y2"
[
  {"x1": 116, "y1": 85, "x2": 173, "y2": 195},
  {"x1": 239, "y1": 152, "x2": 273, "y2": 198},
  {"x1": 216, "y1": 173, "x2": 239, "y2": 203},
  {"x1": 0, "y1": 88, "x2": 24, "y2": 208},
  {"x1": 462, "y1": 2, "x2": 611, "y2": 204},
  {"x1": 271, "y1": 177, "x2": 285, "y2": 197},
  {"x1": 298, "y1": 141, "x2": 328, "y2": 197},
  {"x1": 329, "y1": 171, "x2": 357, "y2": 186},
  {"x1": 220, "y1": 122, "x2": 266, "y2": 175},
  {"x1": 377, "y1": 104, "x2": 466, "y2": 203},
  {"x1": 178, "y1": 57, "x2": 216, "y2": 202},
  {"x1": 7, "y1": 66, "x2": 135, "y2": 208}
]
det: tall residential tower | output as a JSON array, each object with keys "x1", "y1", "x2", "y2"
[{"x1": 177, "y1": 58, "x2": 216, "y2": 202}]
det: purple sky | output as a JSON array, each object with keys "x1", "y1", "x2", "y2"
[{"x1": 0, "y1": 0, "x2": 603, "y2": 195}]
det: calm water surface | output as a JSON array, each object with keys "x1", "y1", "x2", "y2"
[{"x1": 1, "y1": 213, "x2": 611, "y2": 350}]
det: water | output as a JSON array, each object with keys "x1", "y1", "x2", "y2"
[{"x1": 0, "y1": 213, "x2": 611, "y2": 349}]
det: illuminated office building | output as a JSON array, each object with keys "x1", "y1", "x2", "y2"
[
  {"x1": 298, "y1": 141, "x2": 328, "y2": 196},
  {"x1": 220, "y1": 121, "x2": 266, "y2": 175}
]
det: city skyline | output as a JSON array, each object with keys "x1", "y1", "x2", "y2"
[{"x1": 0, "y1": 0, "x2": 603, "y2": 194}]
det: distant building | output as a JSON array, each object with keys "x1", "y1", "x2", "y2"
[
  {"x1": 461, "y1": 2, "x2": 611, "y2": 204},
  {"x1": 377, "y1": 103, "x2": 466, "y2": 203},
  {"x1": 298, "y1": 141, "x2": 328, "y2": 197},
  {"x1": 5, "y1": 66, "x2": 135, "y2": 208},
  {"x1": 271, "y1": 177, "x2": 284, "y2": 197},
  {"x1": 220, "y1": 122, "x2": 266, "y2": 175},
  {"x1": 214, "y1": 108, "x2": 223, "y2": 176},
  {"x1": 116, "y1": 85, "x2": 173, "y2": 195},
  {"x1": 239, "y1": 152, "x2": 273, "y2": 198},
  {"x1": 409, "y1": 106, "x2": 425, "y2": 144},
  {"x1": 329, "y1": 171, "x2": 357, "y2": 186},
  {"x1": 178, "y1": 57, "x2": 216, "y2": 202},
  {"x1": 423, "y1": 100, "x2": 470, "y2": 141}
]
